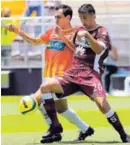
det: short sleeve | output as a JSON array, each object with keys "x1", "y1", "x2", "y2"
[
  {"x1": 40, "y1": 28, "x2": 53, "y2": 44},
  {"x1": 96, "y1": 27, "x2": 111, "y2": 50}
]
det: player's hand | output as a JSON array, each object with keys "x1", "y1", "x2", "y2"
[
  {"x1": 55, "y1": 26, "x2": 64, "y2": 38},
  {"x1": 77, "y1": 30, "x2": 88, "y2": 38},
  {"x1": 7, "y1": 24, "x2": 19, "y2": 33}
]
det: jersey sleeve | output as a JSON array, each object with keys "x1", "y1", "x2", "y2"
[
  {"x1": 39, "y1": 28, "x2": 53, "y2": 44},
  {"x1": 96, "y1": 27, "x2": 111, "y2": 50}
]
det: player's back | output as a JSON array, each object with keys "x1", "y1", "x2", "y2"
[{"x1": 41, "y1": 27, "x2": 75, "y2": 77}]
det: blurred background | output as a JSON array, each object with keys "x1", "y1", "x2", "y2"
[{"x1": 1, "y1": 0, "x2": 130, "y2": 96}]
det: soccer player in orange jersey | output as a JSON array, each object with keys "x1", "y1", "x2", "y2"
[{"x1": 7, "y1": 4, "x2": 94, "y2": 143}]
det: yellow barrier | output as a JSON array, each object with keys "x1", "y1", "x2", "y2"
[
  {"x1": 1, "y1": 0, "x2": 47, "y2": 16},
  {"x1": 1, "y1": 1, "x2": 25, "y2": 16}
]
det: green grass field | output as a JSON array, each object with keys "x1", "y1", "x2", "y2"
[{"x1": 1, "y1": 95, "x2": 130, "y2": 145}]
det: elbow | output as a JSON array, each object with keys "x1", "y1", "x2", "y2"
[
  {"x1": 113, "y1": 56, "x2": 118, "y2": 61},
  {"x1": 30, "y1": 40, "x2": 40, "y2": 46},
  {"x1": 31, "y1": 42, "x2": 39, "y2": 46},
  {"x1": 95, "y1": 47, "x2": 103, "y2": 54},
  {"x1": 92, "y1": 43, "x2": 104, "y2": 54},
  {"x1": 95, "y1": 50, "x2": 102, "y2": 54}
]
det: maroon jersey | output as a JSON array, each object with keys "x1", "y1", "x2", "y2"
[
  {"x1": 72, "y1": 25, "x2": 111, "y2": 75},
  {"x1": 56, "y1": 25, "x2": 110, "y2": 99}
]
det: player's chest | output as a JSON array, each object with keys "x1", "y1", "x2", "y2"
[
  {"x1": 74, "y1": 31, "x2": 97, "y2": 57},
  {"x1": 74, "y1": 37, "x2": 92, "y2": 57}
]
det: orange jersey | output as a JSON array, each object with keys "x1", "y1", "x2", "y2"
[{"x1": 40, "y1": 27, "x2": 75, "y2": 77}]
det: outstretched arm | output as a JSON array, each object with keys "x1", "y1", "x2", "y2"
[{"x1": 7, "y1": 24, "x2": 43, "y2": 45}]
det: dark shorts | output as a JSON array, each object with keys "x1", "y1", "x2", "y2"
[{"x1": 56, "y1": 68, "x2": 106, "y2": 99}]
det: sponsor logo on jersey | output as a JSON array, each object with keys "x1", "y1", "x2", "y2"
[{"x1": 47, "y1": 40, "x2": 66, "y2": 51}]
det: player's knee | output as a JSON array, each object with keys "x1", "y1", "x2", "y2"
[
  {"x1": 40, "y1": 83, "x2": 51, "y2": 93},
  {"x1": 40, "y1": 79, "x2": 56, "y2": 93},
  {"x1": 96, "y1": 99, "x2": 111, "y2": 113},
  {"x1": 98, "y1": 104, "x2": 106, "y2": 113}
]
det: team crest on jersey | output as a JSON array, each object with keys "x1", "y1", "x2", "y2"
[
  {"x1": 75, "y1": 45, "x2": 85, "y2": 56},
  {"x1": 76, "y1": 37, "x2": 90, "y2": 48},
  {"x1": 80, "y1": 37, "x2": 86, "y2": 42}
]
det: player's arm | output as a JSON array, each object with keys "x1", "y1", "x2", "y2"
[
  {"x1": 77, "y1": 30, "x2": 104, "y2": 54},
  {"x1": 60, "y1": 35, "x2": 75, "y2": 51},
  {"x1": 55, "y1": 26, "x2": 75, "y2": 51},
  {"x1": 7, "y1": 24, "x2": 44, "y2": 45},
  {"x1": 16, "y1": 30, "x2": 43, "y2": 45},
  {"x1": 109, "y1": 45, "x2": 118, "y2": 61}
]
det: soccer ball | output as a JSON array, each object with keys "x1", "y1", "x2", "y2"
[{"x1": 19, "y1": 95, "x2": 38, "y2": 115}]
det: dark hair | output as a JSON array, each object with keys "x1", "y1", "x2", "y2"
[
  {"x1": 78, "y1": 4, "x2": 96, "y2": 14},
  {"x1": 55, "y1": 4, "x2": 73, "y2": 20}
]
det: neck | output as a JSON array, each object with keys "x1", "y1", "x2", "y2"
[
  {"x1": 60, "y1": 23, "x2": 72, "y2": 30},
  {"x1": 86, "y1": 22, "x2": 97, "y2": 31}
]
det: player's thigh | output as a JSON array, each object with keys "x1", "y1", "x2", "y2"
[
  {"x1": 55, "y1": 98, "x2": 68, "y2": 113},
  {"x1": 80, "y1": 83, "x2": 110, "y2": 113},
  {"x1": 80, "y1": 74, "x2": 111, "y2": 113},
  {"x1": 79, "y1": 72, "x2": 105, "y2": 98},
  {"x1": 56, "y1": 77, "x2": 80, "y2": 99}
]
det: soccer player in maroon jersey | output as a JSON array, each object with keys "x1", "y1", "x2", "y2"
[{"x1": 33, "y1": 4, "x2": 130, "y2": 143}]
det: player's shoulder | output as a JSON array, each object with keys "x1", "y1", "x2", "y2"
[
  {"x1": 97, "y1": 25, "x2": 109, "y2": 33},
  {"x1": 45, "y1": 27, "x2": 55, "y2": 33},
  {"x1": 75, "y1": 26, "x2": 85, "y2": 31}
]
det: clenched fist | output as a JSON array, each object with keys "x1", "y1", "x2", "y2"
[
  {"x1": 77, "y1": 30, "x2": 88, "y2": 38},
  {"x1": 7, "y1": 24, "x2": 19, "y2": 33}
]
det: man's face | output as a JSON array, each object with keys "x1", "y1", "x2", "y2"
[
  {"x1": 54, "y1": 9, "x2": 70, "y2": 27},
  {"x1": 79, "y1": 13, "x2": 95, "y2": 29}
]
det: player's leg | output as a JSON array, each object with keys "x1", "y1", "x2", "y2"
[
  {"x1": 34, "y1": 88, "x2": 62, "y2": 129},
  {"x1": 38, "y1": 77, "x2": 64, "y2": 142},
  {"x1": 93, "y1": 96, "x2": 130, "y2": 142},
  {"x1": 39, "y1": 99, "x2": 51, "y2": 126},
  {"x1": 52, "y1": 79, "x2": 94, "y2": 141},
  {"x1": 40, "y1": 92, "x2": 91, "y2": 142},
  {"x1": 39, "y1": 77, "x2": 88, "y2": 142},
  {"x1": 33, "y1": 79, "x2": 63, "y2": 143},
  {"x1": 55, "y1": 97, "x2": 90, "y2": 135},
  {"x1": 87, "y1": 75, "x2": 130, "y2": 143},
  {"x1": 39, "y1": 97, "x2": 63, "y2": 143},
  {"x1": 39, "y1": 78, "x2": 57, "y2": 127},
  {"x1": 34, "y1": 77, "x2": 80, "y2": 143},
  {"x1": 38, "y1": 76, "x2": 95, "y2": 142}
]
